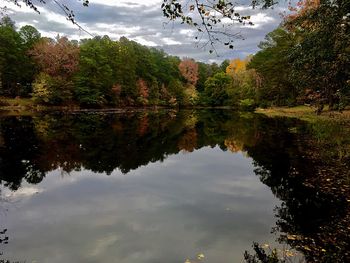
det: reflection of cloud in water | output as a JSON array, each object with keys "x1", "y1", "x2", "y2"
[
  {"x1": 3, "y1": 147, "x2": 280, "y2": 263},
  {"x1": 3, "y1": 186, "x2": 43, "y2": 200},
  {"x1": 88, "y1": 234, "x2": 119, "y2": 257}
]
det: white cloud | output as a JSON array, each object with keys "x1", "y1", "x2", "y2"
[
  {"x1": 133, "y1": 36, "x2": 157, "y2": 46},
  {"x1": 3, "y1": 0, "x2": 286, "y2": 61},
  {"x1": 91, "y1": 0, "x2": 161, "y2": 8},
  {"x1": 250, "y1": 13, "x2": 276, "y2": 28},
  {"x1": 162, "y1": 37, "x2": 182, "y2": 45},
  {"x1": 3, "y1": 186, "x2": 43, "y2": 200}
]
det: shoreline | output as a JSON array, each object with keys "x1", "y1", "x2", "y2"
[
  {"x1": 0, "y1": 97, "x2": 235, "y2": 116},
  {"x1": 2, "y1": 97, "x2": 350, "y2": 123},
  {"x1": 255, "y1": 106, "x2": 350, "y2": 124}
]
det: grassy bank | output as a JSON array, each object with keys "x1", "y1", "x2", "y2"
[
  {"x1": 0, "y1": 97, "x2": 80, "y2": 116},
  {"x1": 256, "y1": 106, "x2": 350, "y2": 124}
]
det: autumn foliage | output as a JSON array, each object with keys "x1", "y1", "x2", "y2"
[
  {"x1": 285, "y1": 0, "x2": 320, "y2": 26},
  {"x1": 137, "y1": 79, "x2": 149, "y2": 99},
  {"x1": 30, "y1": 36, "x2": 79, "y2": 78},
  {"x1": 179, "y1": 58, "x2": 199, "y2": 86},
  {"x1": 226, "y1": 58, "x2": 247, "y2": 76}
]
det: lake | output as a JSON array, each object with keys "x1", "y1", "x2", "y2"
[{"x1": 0, "y1": 109, "x2": 349, "y2": 263}]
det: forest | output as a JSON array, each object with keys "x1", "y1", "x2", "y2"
[{"x1": 0, "y1": 0, "x2": 349, "y2": 111}]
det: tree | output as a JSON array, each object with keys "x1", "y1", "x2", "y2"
[
  {"x1": 0, "y1": 16, "x2": 34, "y2": 96},
  {"x1": 284, "y1": 0, "x2": 350, "y2": 111},
  {"x1": 179, "y1": 58, "x2": 199, "y2": 86},
  {"x1": 19, "y1": 25, "x2": 41, "y2": 49},
  {"x1": 115, "y1": 37, "x2": 138, "y2": 102},
  {"x1": 248, "y1": 28, "x2": 297, "y2": 106},
  {"x1": 30, "y1": 36, "x2": 79, "y2": 104},
  {"x1": 137, "y1": 79, "x2": 149, "y2": 105},
  {"x1": 168, "y1": 79, "x2": 185, "y2": 106},
  {"x1": 225, "y1": 57, "x2": 259, "y2": 107},
  {"x1": 202, "y1": 72, "x2": 232, "y2": 105},
  {"x1": 226, "y1": 58, "x2": 247, "y2": 76},
  {"x1": 18, "y1": 25, "x2": 41, "y2": 95},
  {"x1": 74, "y1": 36, "x2": 116, "y2": 106},
  {"x1": 197, "y1": 62, "x2": 213, "y2": 92},
  {"x1": 31, "y1": 36, "x2": 79, "y2": 78},
  {"x1": 219, "y1": 59, "x2": 230, "y2": 72}
]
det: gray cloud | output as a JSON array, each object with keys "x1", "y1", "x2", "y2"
[
  {"x1": 4, "y1": 146, "x2": 281, "y2": 263},
  {"x1": 5, "y1": 0, "x2": 287, "y2": 62}
]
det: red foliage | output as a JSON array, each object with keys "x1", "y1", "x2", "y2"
[
  {"x1": 137, "y1": 115, "x2": 149, "y2": 136},
  {"x1": 137, "y1": 79, "x2": 149, "y2": 99},
  {"x1": 284, "y1": 0, "x2": 320, "y2": 28},
  {"x1": 30, "y1": 36, "x2": 79, "y2": 78},
  {"x1": 178, "y1": 58, "x2": 199, "y2": 86}
]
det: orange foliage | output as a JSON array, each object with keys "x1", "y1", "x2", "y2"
[
  {"x1": 137, "y1": 115, "x2": 149, "y2": 136},
  {"x1": 137, "y1": 79, "x2": 149, "y2": 99},
  {"x1": 178, "y1": 129, "x2": 197, "y2": 153},
  {"x1": 30, "y1": 36, "x2": 79, "y2": 78},
  {"x1": 284, "y1": 0, "x2": 320, "y2": 29},
  {"x1": 226, "y1": 58, "x2": 247, "y2": 76},
  {"x1": 224, "y1": 138, "x2": 244, "y2": 153},
  {"x1": 178, "y1": 58, "x2": 199, "y2": 86}
]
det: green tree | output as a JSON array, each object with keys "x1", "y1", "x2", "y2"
[
  {"x1": 202, "y1": 72, "x2": 232, "y2": 106},
  {"x1": 19, "y1": 25, "x2": 41, "y2": 49},
  {"x1": 0, "y1": 17, "x2": 34, "y2": 97},
  {"x1": 286, "y1": 0, "x2": 350, "y2": 111},
  {"x1": 248, "y1": 28, "x2": 297, "y2": 106},
  {"x1": 74, "y1": 36, "x2": 116, "y2": 106}
]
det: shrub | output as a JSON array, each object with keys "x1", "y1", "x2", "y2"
[
  {"x1": 239, "y1": 98, "x2": 256, "y2": 111},
  {"x1": 32, "y1": 73, "x2": 73, "y2": 105}
]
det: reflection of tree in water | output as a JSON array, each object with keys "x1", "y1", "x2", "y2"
[
  {"x1": 244, "y1": 118, "x2": 350, "y2": 262},
  {"x1": 0, "y1": 110, "x2": 349, "y2": 262},
  {"x1": 0, "y1": 117, "x2": 44, "y2": 190},
  {"x1": 0, "y1": 188, "x2": 23, "y2": 263},
  {"x1": 0, "y1": 228, "x2": 23, "y2": 263}
]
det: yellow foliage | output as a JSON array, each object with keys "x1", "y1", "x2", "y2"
[
  {"x1": 224, "y1": 138, "x2": 244, "y2": 153},
  {"x1": 226, "y1": 58, "x2": 247, "y2": 76}
]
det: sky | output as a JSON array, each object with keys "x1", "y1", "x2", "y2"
[{"x1": 3, "y1": 0, "x2": 288, "y2": 63}]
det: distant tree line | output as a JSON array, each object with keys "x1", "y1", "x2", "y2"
[
  {"x1": 0, "y1": 16, "x2": 231, "y2": 108},
  {"x1": 0, "y1": 0, "x2": 349, "y2": 111}
]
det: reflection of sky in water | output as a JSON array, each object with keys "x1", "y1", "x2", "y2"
[{"x1": 2, "y1": 146, "x2": 280, "y2": 263}]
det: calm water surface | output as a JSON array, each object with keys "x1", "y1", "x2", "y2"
[{"x1": 0, "y1": 110, "x2": 349, "y2": 262}]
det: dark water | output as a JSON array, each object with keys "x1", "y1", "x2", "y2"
[{"x1": 0, "y1": 110, "x2": 349, "y2": 263}]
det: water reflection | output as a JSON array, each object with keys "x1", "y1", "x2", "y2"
[{"x1": 0, "y1": 110, "x2": 349, "y2": 262}]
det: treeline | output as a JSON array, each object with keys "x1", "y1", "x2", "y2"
[
  {"x1": 235, "y1": 0, "x2": 350, "y2": 111},
  {"x1": 0, "y1": 16, "x2": 232, "y2": 107},
  {"x1": 1, "y1": 0, "x2": 349, "y2": 111}
]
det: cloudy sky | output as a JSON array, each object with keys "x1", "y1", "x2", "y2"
[{"x1": 4, "y1": 0, "x2": 288, "y2": 62}]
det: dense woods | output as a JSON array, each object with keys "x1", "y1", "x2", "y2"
[
  {"x1": 0, "y1": 0, "x2": 349, "y2": 112},
  {"x1": 0, "y1": 16, "x2": 229, "y2": 108}
]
